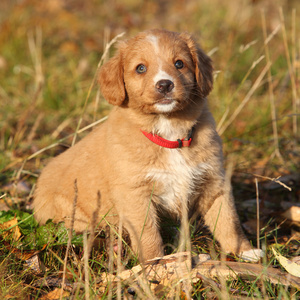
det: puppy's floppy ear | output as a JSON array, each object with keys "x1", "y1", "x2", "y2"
[
  {"x1": 98, "y1": 43, "x2": 126, "y2": 106},
  {"x1": 180, "y1": 32, "x2": 213, "y2": 98}
]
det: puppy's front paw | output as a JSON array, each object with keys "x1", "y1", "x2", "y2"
[{"x1": 238, "y1": 249, "x2": 264, "y2": 262}]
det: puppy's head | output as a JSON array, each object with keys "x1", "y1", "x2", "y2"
[{"x1": 98, "y1": 29, "x2": 213, "y2": 114}]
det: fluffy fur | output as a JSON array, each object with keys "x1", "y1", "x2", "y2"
[{"x1": 33, "y1": 29, "x2": 262, "y2": 262}]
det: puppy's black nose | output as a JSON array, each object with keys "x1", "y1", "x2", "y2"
[{"x1": 155, "y1": 79, "x2": 174, "y2": 94}]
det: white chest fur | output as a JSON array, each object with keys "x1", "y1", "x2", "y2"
[
  {"x1": 146, "y1": 149, "x2": 210, "y2": 213},
  {"x1": 153, "y1": 116, "x2": 187, "y2": 140}
]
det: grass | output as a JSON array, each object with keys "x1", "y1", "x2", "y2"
[{"x1": 0, "y1": 0, "x2": 299, "y2": 298}]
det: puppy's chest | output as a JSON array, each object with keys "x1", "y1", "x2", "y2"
[{"x1": 145, "y1": 150, "x2": 209, "y2": 212}]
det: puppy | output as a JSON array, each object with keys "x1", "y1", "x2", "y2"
[{"x1": 33, "y1": 29, "x2": 262, "y2": 262}]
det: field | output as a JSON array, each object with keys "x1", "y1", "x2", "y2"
[{"x1": 0, "y1": 0, "x2": 299, "y2": 298}]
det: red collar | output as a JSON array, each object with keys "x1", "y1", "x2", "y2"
[{"x1": 140, "y1": 127, "x2": 194, "y2": 149}]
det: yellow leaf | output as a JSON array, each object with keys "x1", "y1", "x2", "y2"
[
  {"x1": 0, "y1": 217, "x2": 21, "y2": 241},
  {"x1": 272, "y1": 248, "x2": 300, "y2": 277}
]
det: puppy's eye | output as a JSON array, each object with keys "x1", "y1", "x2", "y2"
[
  {"x1": 174, "y1": 60, "x2": 184, "y2": 69},
  {"x1": 136, "y1": 64, "x2": 147, "y2": 74}
]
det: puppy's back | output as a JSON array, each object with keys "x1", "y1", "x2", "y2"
[{"x1": 33, "y1": 123, "x2": 115, "y2": 231}]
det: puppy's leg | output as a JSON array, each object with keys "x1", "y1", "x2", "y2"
[
  {"x1": 200, "y1": 186, "x2": 263, "y2": 261},
  {"x1": 115, "y1": 197, "x2": 163, "y2": 262},
  {"x1": 203, "y1": 188, "x2": 250, "y2": 253}
]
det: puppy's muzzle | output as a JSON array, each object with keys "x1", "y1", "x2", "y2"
[{"x1": 155, "y1": 79, "x2": 174, "y2": 94}]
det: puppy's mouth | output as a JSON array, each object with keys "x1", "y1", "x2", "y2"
[
  {"x1": 156, "y1": 98, "x2": 174, "y2": 105},
  {"x1": 154, "y1": 97, "x2": 178, "y2": 113}
]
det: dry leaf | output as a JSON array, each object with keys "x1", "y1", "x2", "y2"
[
  {"x1": 100, "y1": 251, "x2": 300, "y2": 297},
  {"x1": 2, "y1": 239, "x2": 47, "y2": 273},
  {"x1": 25, "y1": 254, "x2": 45, "y2": 274},
  {"x1": 272, "y1": 248, "x2": 300, "y2": 277},
  {"x1": 0, "y1": 202, "x2": 10, "y2": 211},
  {"x1": 281, "y1": 206, "x2": 300, "y2": 222},
  {"x1": 11, "y1": 243, "x2": 47, "y2": 261},
  {"x1": 33, "y1": 276, "x2": 76, "y2": 291},
  {"x1": 291, "y1": 256, "x2": 300, "y2": 265},
  {"x1": 39, "y1": 288, "x2": 70, "y2": 300},
  {"x1": 0, "y1": 217, "x2": 21, "y2": 241}
]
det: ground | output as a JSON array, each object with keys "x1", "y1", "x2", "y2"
[{"x1": 0, "y1": 0, "x2": 299, "y2": 298}]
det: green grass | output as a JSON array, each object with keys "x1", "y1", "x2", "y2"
[{"x1": 0, "y1": 0, "x2": 299, "y2": 298}]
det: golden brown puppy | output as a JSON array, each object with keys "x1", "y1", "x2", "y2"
[{"x1": 33, "y1": 29, "x2": 263, "y2": 262}]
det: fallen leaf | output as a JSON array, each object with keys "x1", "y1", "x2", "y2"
[
  {"x1": 0, "y1": 217, "x2": 21, "y2": 241},
  {"x1": 2, "y1": 180, "x2": 31, "y2": 195},
  {"x1": 33, "y1": 276, "x2": 76, "y2": 291},
  {"x1": 281, "y1": 206, "x2": 300, "y2": 222},
  {"x1": 0, "y1": 202, "x2": 10, "y2": 211},
  {"x1": 25, "y1": 254, "x2": 45, "y2": 274},
  {"x1": 272, "y1": 248, "x2": 300, "y2": 277},
  {"x1": 11, "y1": 243, "x2": 47, "y2": 261},
  {"x1": 39, "y1": 288, "x2": 70, "y2": 300},
  {"x1": 101, "y1": 251, "x2": 300, "y2": 295},
  {"x1": 291, "y1": 256, "x2": 300, "y2": 265},
  {"x1": 1, "y1": 237, "x2": 47, "y2": 273}
]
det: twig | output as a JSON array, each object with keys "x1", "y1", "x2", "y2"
[
  {"x1": 107, "y1": 226, "x2": 114, "y2": 300},
  {"x1": 255, "y1": 178, "x2": 260, "y2": 251},
  {"x1": 291, "y1": 8, "x2": 297, "y2": 91},
  {"x1": 60, "y1": 179, "x2": 78, "y2": 299},
  {"x1": 26, "y1": 116, "x2": 108, "y2": 161},
  {"x1": 216, "y1": 55, "x2": 264, "y2": 133},
  {"x1": 218, "y1": 62, "x2": 271, "y2": 135},
  {"x1": 253, "y1": 174, "x2": 292, "y2": 191},
  {"x1": 28, "y1": 27, "x2": 44, "y2": 88},
  {"x1": 279, "y1": 7, "x2": 299, "y2": 136},
  {"x1": 86, "y1": 191, "x2": 101, "y2": 259},
  {"x1": 83, "y1": 231, "x2": 90, "y2": 300},
  {"x1": 117, "y1": 215, "x2": 123, "y2": 300},
  {"x1": 26, "y1": 112, "x2": 44, "y2": 144},
  {"x1": 48, "y1": 248, "x2": 79, "y2": 280},
  {"x1": 217, "y1": 23, "x2": 280, "y2": 134},
  {"x1": 51, "y1": 118, "x2": 72, "y2": 139},
  {"x1": 261, "y1": 11, "x2": 283, "y2": 163},
  {"x1": 13, "y1": 159, "x2": 28, "y2": 198}
]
